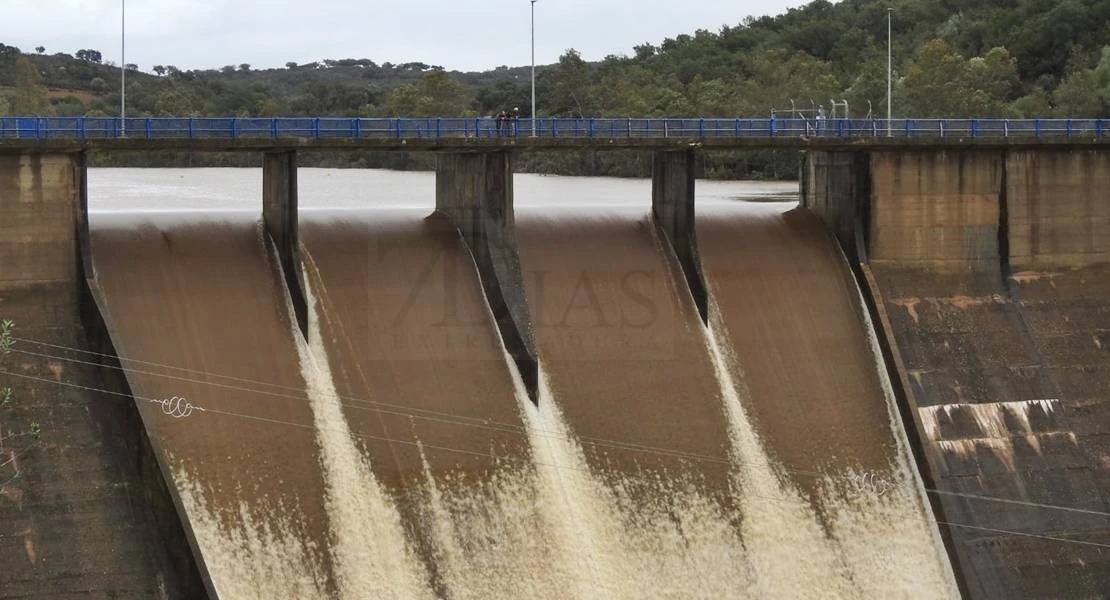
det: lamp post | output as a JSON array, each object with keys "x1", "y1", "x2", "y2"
[
  {"x1": 121, "y1": 0, "x2": 126, "y2": 137},
  {"x1": 530, "y1": 0, "x2": 537, "y2": 137},
  {"x1": 886, "y1": 7, "x2": 892, "y2": 137}
]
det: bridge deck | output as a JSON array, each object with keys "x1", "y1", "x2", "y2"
[{"x1": 0, "y1": 116, "x2": 1106, "y2": 152}]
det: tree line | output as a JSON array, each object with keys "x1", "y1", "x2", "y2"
[{"x1": 1, "y1": 0, "x2": 1108, "y2": 178}]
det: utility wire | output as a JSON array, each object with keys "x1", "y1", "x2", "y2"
[
  {"x1": 4, "y1": 365, "x2": 1105, "y2": 552},
  {"x1": 936, "y1": 522, "x2": 1110, "y2": 550},
  {"x1": 7, "y1": 337, "x2": 1110, "y2": 519},
  {"x1": 929, "y1": 490, "x2": 1110, "y2": 518},
  {"x1": 3, "y1": 365, "x2": 1108, "y2": 552},
  {"x1": 12, "y1": 337, "x2": 730, "y2": 467}
]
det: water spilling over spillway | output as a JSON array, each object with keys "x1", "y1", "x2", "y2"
[{"x1": 88, "y1": 174, "x2": 956, "y2": 598}]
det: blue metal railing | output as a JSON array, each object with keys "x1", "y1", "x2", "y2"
[{"x1": 0, "y1": 117, "x2": 1105, "y2": 141}]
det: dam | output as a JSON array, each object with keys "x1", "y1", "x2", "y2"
[{"x1": 0, "y1": 137, "x2": 1107, "y2": 598}]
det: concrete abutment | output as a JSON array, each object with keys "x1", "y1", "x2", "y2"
[
  {"x1": 802, "y1": 147, "x2": 1110, "y2": 598},
  {"x1": 0, "y1": 152, "x2": 207, "y2": 597}
]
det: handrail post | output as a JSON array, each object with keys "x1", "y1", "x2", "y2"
[
  {"x1": 230, "y1": 118, "x2": 238, "y2": 139},
  {"x1": 769, "y1": 118, "x2": 775, "y2": 137},
  {"x1": 1004, "y1": 120, "x2": 1009, "y2": 137},
  {"x1": 313, "y1": 118, "x2": 321, "y2": 139},
  {"x1": 1066, "y1": 119, "x2": 1072, "y2": 137},
  {"x1": 436, "y1": 117, "x2": 442, "y2": 139},
  {"x1": 1097, "y1": 119, "x2": 1104, "y2": 139},
  {"x1": 353, "y1": 118, "x2": 361, "y2": 138},
  {"x1": 589, "y1": 118, "x2": 596, "y2": 138},
  {"x1": 187, "y1": 118, "x2": 194, "y2": 139},
  {"x1": 145, "y1": 117, "x2": 152, "y2": 140},
  {"x1": 272, "y1": 118, "x2": 279, "y2": 138},
  {"x1": 698, "y1": 118, "x2": 705, "y2": 138},
  {"x1": 1035, "y1": 119, "x2": 1041, "y2": 138},
  {"x1": 78, "y1": 117, "x2": 86, "y2": 139}
]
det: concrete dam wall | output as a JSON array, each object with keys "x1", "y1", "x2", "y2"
[
  {"x1": 4, "y1": 145, "x2": 1104, "y2": 598},
  {"x1": 806, "y1": 148, "x2": 1110, "y2": 598}
]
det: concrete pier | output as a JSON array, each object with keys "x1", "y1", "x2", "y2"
[
  {"x1": 801, "y1": 151, "x2": 871, "y2": 260},
  {"x1": 435, "y1": 152, "x2": 538, "y2": 400},
  {"x1": 263, "y1": 150, "x2": 308, "y2": 336},
  {"x1": 652, "y1": 150, "x2": 708, "y2": 322}
]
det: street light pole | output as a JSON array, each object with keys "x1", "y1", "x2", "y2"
[
  {"x1": 121, "y1": 0, "x2": 126, "y2": 137},
  {"x1": 886, "y1": 7, "x2": 892, "y2": 137},
  {"x1": 530, "y1": 0, "x2": 537, "y2": 137}
]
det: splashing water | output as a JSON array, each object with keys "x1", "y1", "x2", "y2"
[
  {"x1": 174, "y1": 466, "x2": 330, "y2": 600},
  {"x1": 293, "y1": 272, "x2": 435, "y2": 599}
]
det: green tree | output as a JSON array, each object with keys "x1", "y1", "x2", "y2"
[
  {"x1": 733, "y1": 49, "x2": 840, "y2": 116},
  {"x1": 75, "y1": 49, "x2": 102, "y2": 63},
  {"x1": 0, "y1": 96, "x2": 10, "y2": 116},
  {"x1": 385, "y1": 71, "x2": 471, "y2": 116},
  {"x1": 1010, "y1": 88, "x2": 1053, "y2": 117},
  {"x1": 12, "y1": 57, "x2": 52, "y2": 115},
  {"x1": 540, "y1": 49, "x2": 591, "y2": 117},
  {"x1": 1053, "y1": 46, "x2": 1110, "y2": 116},
  {"x1": 898, "y1": 40, "x2": 1019, "y2": 117}
]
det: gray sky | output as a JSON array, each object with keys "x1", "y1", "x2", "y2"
[{"x1": 2, "y1": 0, "x2": 807, "y2": 73}]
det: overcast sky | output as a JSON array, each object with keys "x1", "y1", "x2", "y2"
[{"x1": 2, "y1": 0, "x2": 808, "y2": 73}]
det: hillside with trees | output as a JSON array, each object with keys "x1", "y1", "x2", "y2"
[{"x1": 1, "y1": 0, "x2": 1107, "y2": 177}]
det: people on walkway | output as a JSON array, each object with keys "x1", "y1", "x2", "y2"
[{"x1": 494, "y1": 108, "x2": 521, "y2": 136}]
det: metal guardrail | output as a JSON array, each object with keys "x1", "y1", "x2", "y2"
[{"x1": 0, "y1": 117, "x2": 1105, "y2": 141}]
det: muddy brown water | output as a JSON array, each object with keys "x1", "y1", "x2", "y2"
[{"x1": 84, "y1": 169, "x2": 954, "y2": 598}]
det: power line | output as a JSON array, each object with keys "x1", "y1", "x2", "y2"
[
  {"x1": 929, "y1": 490, "x2": 1110, "y2": 519},
  {"x1": 11, "y1": 336, "x2": 1110, "y2": 519},
  {"x1": 0, "y1": 369, "x2": 530, "y2": 467},
  {"x1": 936, "y1": 522, "x2": 1110, "y2": 550},
  {"x1": 11, "y1": 336, "x2": 734, "y2": 467},
  {"x1": 3, "y1": 364, "x2": 1108, "y2": 552}
]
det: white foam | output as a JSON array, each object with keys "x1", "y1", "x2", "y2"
[
  {"x1": 704, "y1": 313, "x2": 856, "y2": 598},
  {"x1": 173, "y1": 466, "x2": 330, "y2": 600},
  {"x1": 838, "y1": 274, "x2": 961, "y2": 596},
  {"x1": 919, "y1": 399, "x2": 1064, "y2": 466},
  {"x1": 293, "y1": 264, "x2": 435, "y2": 599}
]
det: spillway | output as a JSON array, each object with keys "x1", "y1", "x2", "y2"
[
  {"x1": 85, "y1": 172, "x2": 959, "y2": 598},
  {"x1": 697, "y1": 204, "x2": 955, "y2": 596},
  {"x1": 91, "y1": 214, "x2": 340, "y2": 597}
]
